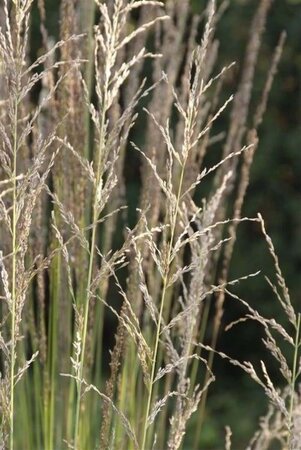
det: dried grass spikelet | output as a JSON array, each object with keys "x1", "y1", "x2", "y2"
[
  {"x1": 0, "y1": 0, "x2": 77, "y2": 445},
  {"x1": 189, "y1": 6, "x2": 283, "y2": 440},
  {"x1": 167, "y1": 368, "x2": 215, "y2": 450},
  {"x1": 165, "y1": 171, "x2": 233, "y2": 439},
  {"x1": 213, "y1": 31, "x2": 286, "y2": 355},
  {"x1": 209, "y1": 0, "x2": 273, "y2": 276},
  {"x1": 52, "y1": 0, "x2": 88, "y2": 316},
  {"x1": 135, "y1": 1, "x2": 257, "y2": 447},
  {"x1": 258, "y1": 214, "x2": 296, "y2": 327},
  {"x1": 135, "y1": 0, "x2": 191, "y2": 308},
  {"x1": 246, "y1": 390, "x2": 296, "y2": 450},
  {"x1": 225, "y1": 426, "x2": 232, "y2": 450},
  {"x1": 55, "y1": 0, "x2": 170, "y2": 431},
  {"x1": 200, "y1": 215, "x2": 301, "y2": 449},
  {"x1": 216, "y1": 0, "x2": 273, "y2": 181},
  {"x1": 100, "y1": 1, "x2": 158, "y2": 268},
  {"x1": 104, "y1": 2, "x2": 224, "y2": 440}
]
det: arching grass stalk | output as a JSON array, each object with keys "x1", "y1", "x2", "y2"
[{"x1": 141, "y1": 161, "x2": 186, "y2": 450}]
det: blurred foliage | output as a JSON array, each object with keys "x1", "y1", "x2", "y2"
[{"x1": 30, "y1": 0, "x2": 301, "y2": 447}]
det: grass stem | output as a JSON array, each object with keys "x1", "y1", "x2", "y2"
[
  {"x1": 9, "y1": 95, "x2": 18, "y2": 450},
  {"x1": 288, "y1": 313, "x2": 301, "y2": 447},
  {"x1": 73, "y1": 84, "x2": 108, "y2": 449},
  {"x1": 141, "y1": 162, "x2": 186, "y2": 450}
]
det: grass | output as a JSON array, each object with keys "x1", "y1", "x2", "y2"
[{"x1": 0, "y1": 1, "x2": 298, "y2": 449}]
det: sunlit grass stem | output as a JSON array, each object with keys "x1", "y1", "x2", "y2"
[
  {"x1": 140, "y1": 160, "x2": 186, "y2": 450},
  {"x1": 10, "y1": 94, "x2": 18, "y2": 450},
  {"x1": 73, "y1": 80, "x2": 108, "y2": 448}
]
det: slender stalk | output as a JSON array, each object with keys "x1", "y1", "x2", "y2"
[
  {"x1": 191, "y1": 304, "x2": 211, "y2": 450},
  {"x1": 81, "y1": 0, "x2": 96, "y2": 162},
  {"x1": 9, "y1": 4, "x2": 23, "y2": 446},
  {"x1": 156, "y1": 372, "x2": 173, "y2": 449},
  {"x1": 141, "y1": 163, "x2": 186, "y2": 450},
  {"x1": 73, "y1": 176, "x2": 99, "y2": 449},
  {"x1": 47, "y1": 251, "x2": 61, "y2": 450},
  {"x1": 115, "y1": 350, "x2": 131, "y2": 446},
  {"x1": 73, "y1": 3, "x2": 123, "y2": 443},
  {"x1": 192, "y1": 299, "x2": 219, "y2": 450},
  {"x1": 10, "y1": 91, "x2": 19, "y2": 450},
  {"x1": 288, "y1": 313, "x2": 301, "y2": 447},
  {"x1": 73, "y1": 85, "x2": 108, "y2": 449}
]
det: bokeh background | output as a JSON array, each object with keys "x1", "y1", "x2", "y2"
[{"x1": 29, "y1": 0, "x2": 301, "y2": 447}]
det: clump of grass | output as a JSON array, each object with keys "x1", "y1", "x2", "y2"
[{"x1": 0, "y1": 0, "x2": 288, "y2": 449}]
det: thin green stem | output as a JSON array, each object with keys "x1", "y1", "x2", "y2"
[
  {"x1": 141, "y1": 163, "x2": 186, "y2": 450},
  {"x1": 73, "y1": 5, "x2": 119, "y2": 442},
  {"x1": 191, "y1": 302, "x2": 211, "y2": 450},
  {"x1": 73, "y1": 210, "x2": 98, "y2": 448},
  {"x1": 9, "y1": 93, "x2": 18, "y2": 450},
  {"x1": 9, "y1": 4, "x2": 22, "y2": 446},
  {"x1": 47, "y1": 252, "x2": 61, "y2": 450},
  {"x1": 73, "y1": 88, "x2": 108, "y2": 449},
  {"x1": 288, "y1": 313, "x2": 301, "y2": 447}
]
